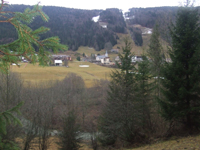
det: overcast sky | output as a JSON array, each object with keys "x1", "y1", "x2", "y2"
[{"x1": 8, "y1": 0, "x2": 200, "y2": 10}]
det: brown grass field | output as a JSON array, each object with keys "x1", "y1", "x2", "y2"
[{"x1": 10, "y1": 61, "x2": 112, "y2": 88}]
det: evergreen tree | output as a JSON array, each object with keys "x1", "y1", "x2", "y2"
[
  {"x1": 160, "y1": 6, "x2": 200, "y2": 129},
  {"x1": 136, "y1": 55, "x2": 153, "y2": 131},
  {"x1": 0, "y1": 1, "x2": 67, "y2": 149},
  {"x1": 99, "y1": 38, "x2": 141, "y2": 145},
  {"x1": 147, "y1": 24, "x2": 163, "y2": 99},
  {"x1": 58, "y1": 111, "x2": 81, "y2": 150}
]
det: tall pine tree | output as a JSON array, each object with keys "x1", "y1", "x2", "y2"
[
  {"x1": 160, "y1": 6, "x2": 200, "y2": 129},
  {"x1": 147, "y1": 24, "x2": 163, "y2": 100},
  {"x1": 137, "y1": 55, "x2": 153, "y2": 131},
  {"x1": 99, "y1": 38, "x2": 141, "y2": 145}
]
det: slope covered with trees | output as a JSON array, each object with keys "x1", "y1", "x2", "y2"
[
  {"x1": 0, "y1": 5, "x2": 118, "y2": 51},
  {"x1": 126, "y1": 7, "x2": 178, "y2": 28},
  {"x1": 99, "y1": 8, "x2": 127, "y2": 33}
]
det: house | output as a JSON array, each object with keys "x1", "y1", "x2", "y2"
[
  {"x1": 131, "y1": 56, "x2": 143, "y2": 63},
  {"x1": 101, "y1": 57, "x2": 110, "y2": 64},
  {"x1": 115, "y1": 56, "x2": 120, "y2": 62},
  {"x1": 54, "y1": 60, "x2": 62, "y2": 66},
  {"x1": 96, "y1": 51, "x2": 108, "y2": 61},
  {"x1": 96, "y1": 55, "x2": 106, "y2": 61},
  {"x1": 51, "y1": 55, "x2": 71, "y2": 66},
  {"x1": 96, "y1": 51, "x2": 110, "y2": 64}
]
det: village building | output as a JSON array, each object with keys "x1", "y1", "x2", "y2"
[
  {"x1": 96, "y1": 51, "x2": 110, "y2": 64},
  {"x1": 115, "y1": 56, "x2": 120, "y2": 62},
  {"x1": 131, "y1": 56, "x2": 143, "y2": 63},
  {"x1": 51, "y1": 55, "x2": 71, "y2": 66}
]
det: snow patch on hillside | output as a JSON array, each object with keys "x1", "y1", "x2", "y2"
[
  {"x1": 142, "y1": 28, "x2": 152, "y2": 34},
  {"x1": 92, "y1": 15, "x2": 100, "y2": 22},
  {"x1": 133, "y1": 24, "x2": 152, "y2": 35},
  {"x1": 125, "y1": 15, "x2": 135, "y2": 20},
  {"x1": 122, "y1": 9, "x2": 134, "y2": 20}
]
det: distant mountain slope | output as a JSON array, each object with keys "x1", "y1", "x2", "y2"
[
  {"x1": 0, "y1": 5, "x2": 118, "y2": 51},
  {"x1": 99, "y1": 8, "x2": 127, "y2": 33},
  {"x1": 125, "y1": 7, "x2": 178, "y2": 28},
  {"x1": 1, "y1": 5, "x2": 195, "y2": 52}
]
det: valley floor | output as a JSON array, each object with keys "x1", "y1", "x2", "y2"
[{"x1": 17, "y1": 135, "x2": 200, "y2": 150}]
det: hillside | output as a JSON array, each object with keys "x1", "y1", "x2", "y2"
[
  {"x1": 0, "y1": 5, "x2": 182, "y2": 52},
  {"x1": 0, "y1": 5, "x2": 119, "y2": 51}
]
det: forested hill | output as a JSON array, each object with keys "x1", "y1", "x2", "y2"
[
  {"x1": 126, "y1": 7, "x2": 179, "y2": 28},
  {"x1": 0, "y1": 5, "x2": 184, "y2": 51},
  {"x1": 0, "y1": 5, "x2": 120, "y2": 51}
]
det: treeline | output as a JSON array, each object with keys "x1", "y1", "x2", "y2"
[
  {"x1": 126, "y1": 7, "x2": 178, "y2": 28},
  {"x1": 129, "y1": 27, "x2": 143, "y2": 46},
  {"x1": 0, "y1": 5, "x2": 118, "y2": 51}
]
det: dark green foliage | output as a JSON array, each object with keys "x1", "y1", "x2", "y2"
[
  {"x1": 76, "y1": 56, "x2": 81, "y2": 61},
  {"x1": 100, "y1": 8, "x2": 126, "y2": 33},
  {"x1": 59, "y1": 111, "x2": 81, "y2": 150},
  {"x1": 129, "y1": 27, "x2": 143, "y2": 46},
  {"x1": 0, "y1": 5, "x2": 118, "y2": 51},
  {"x1": 147, "y1": 24, "x2": 163, "y2": 101},
  {"x1": 0, "y1": 102, "x2": 23, "y2": 150},
  {"x1": 99, "y1": 38, "x2": 140, "y2": 145},
  {"x1": 0, "y1": 136, "x2": 19, "y2": 150},
  {"x1": 126, "y1": 7, "x2": 178, "y2": 28},
  {"x1": 136, "y1": 56, "x2": 153, "y2": 130},
  {"x1": 148, "y1": 24, "x2": 163, "y2": 76},
  {"x1": 160, "y1": 6, "x2": 200, "y2": 129}
]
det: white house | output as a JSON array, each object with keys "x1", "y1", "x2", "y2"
[
  {"x1": 96, "y1": 55, "x2": 106, "y2": 61},
  {"x1": 131, "y1": 56, "x2": 143, "y2": 63},
  {"x1": 96, "y1": 51, "x2": 110, "y2": 64},
  {"x1": 101, "y1": 57, "x2": 110, "y2": 64},
  {"x1": 96, "y1": 51, "x2": 108, "y2": 61},
  {"x1": 54, "y1": 60, "x2": 62, "y2": 66}
]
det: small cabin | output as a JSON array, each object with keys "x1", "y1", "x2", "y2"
[{"x1": 54, "y1": 60, "x2": 62, "y2": 66}]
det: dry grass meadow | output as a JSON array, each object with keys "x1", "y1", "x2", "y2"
[{"x1": 11, "y1": 61, "x2": 112, "y2": 88}]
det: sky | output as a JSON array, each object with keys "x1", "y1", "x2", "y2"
[{"x1": 8, "y1": 0, "x2": 200, "y2": 10}]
